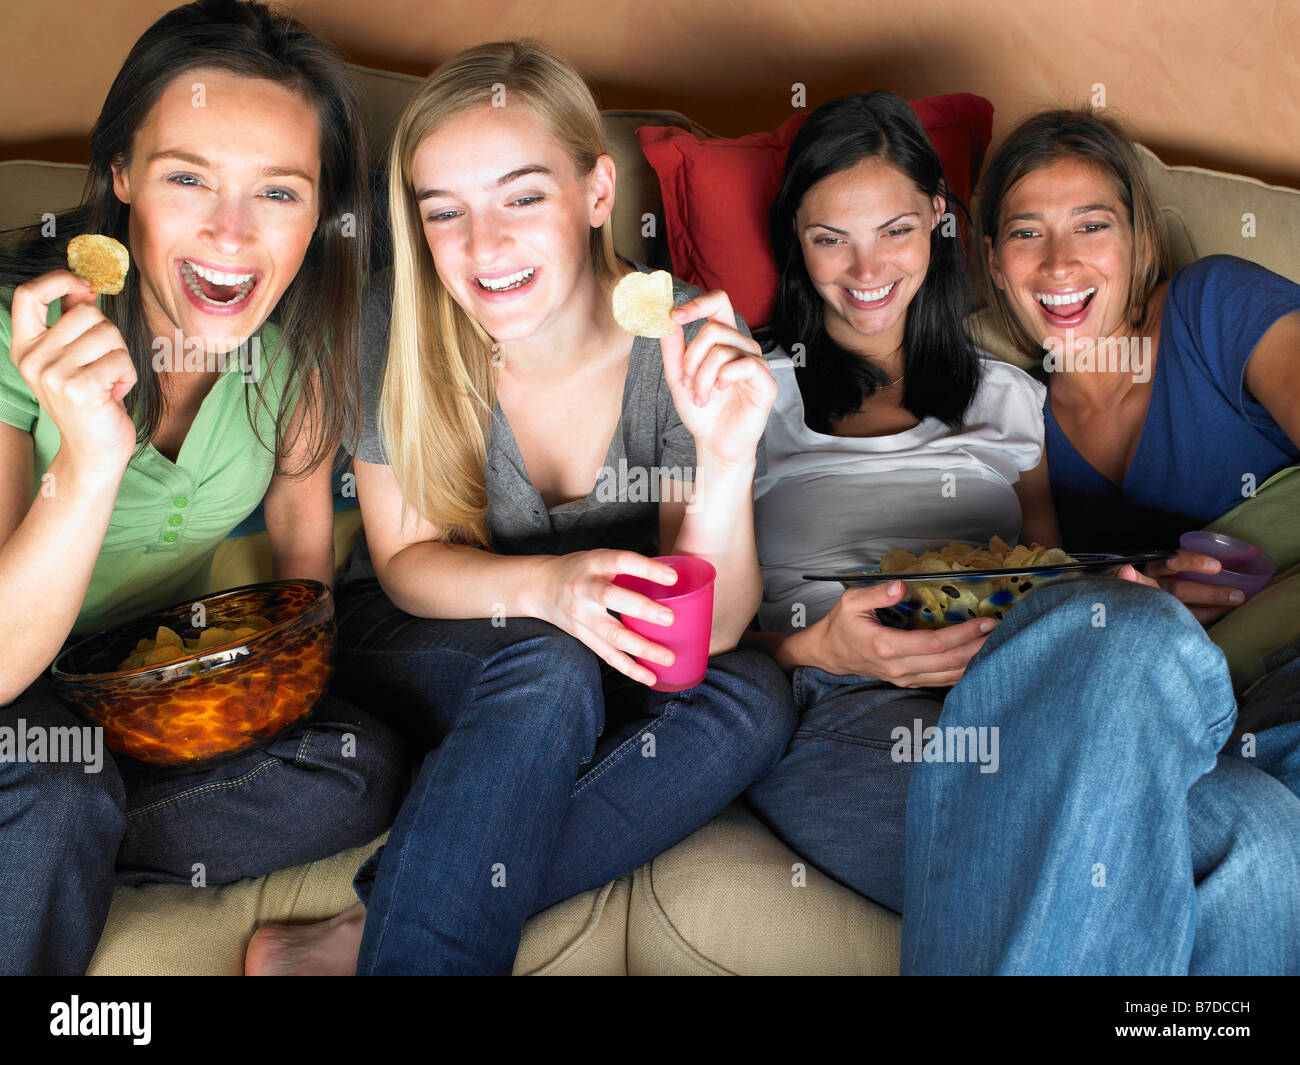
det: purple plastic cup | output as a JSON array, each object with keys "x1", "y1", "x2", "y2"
[
  {"x1": 611, "y1": 555, "x2": 716, "y2": 692},
  {"x1": 1178, "y1": 531, "x2": 1277, "y2": 600}
]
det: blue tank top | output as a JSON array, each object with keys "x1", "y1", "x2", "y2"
[{"x1": 1046, "y1": 256, "x2": 1298, "y2": 553}]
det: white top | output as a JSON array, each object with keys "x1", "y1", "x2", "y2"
[{"x1": 754, "y1": 351, "x2": 1047, "y2": 633}]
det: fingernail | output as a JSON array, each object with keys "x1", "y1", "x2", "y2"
[
  {"x1": 694, "y1": 394, "x2": 706, "y2": 407},
  {"x1": 888, "y1": 580, "x2": 903, "y2": 594},
  {"x1": 662, "y1": 652, "x2": 675, "y2": 666},
  {"x1": 1228, "y1": 590, "x2": 1245, "y2": 604},
  {"x1": 979, "y1": 619, "x2": 996, "y2": 633},
  {"x1": 659, "y1": 610, "x2": 673, "y2": 625},
  {"x1": 682, "y1": 376, "x2": 693, "y2": 390}
]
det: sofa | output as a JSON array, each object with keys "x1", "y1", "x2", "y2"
[{"x1": 2, "y1": 61, "x2": 1297, "y2": 976}]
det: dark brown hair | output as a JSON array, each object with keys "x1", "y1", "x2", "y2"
[{"x1": 769, "y1": 91, "x2": 980, "y2": 431}]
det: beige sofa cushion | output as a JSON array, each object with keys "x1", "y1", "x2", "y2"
[
  {"x1": 88, "y1": 829, "x2": 632, "y2": 976},
  {"x1": 1136, "y1": 144, "x2": 1300, "y2": 281},
  {"x1": 627, "y1": 802, "x2": 901, "y2": 975},
  {"x1": 0, "y1": 159, "x2": 91, "y2": 231},
  {"x1": 87, "y1": 834, "x2": 389, "y2": 975}
]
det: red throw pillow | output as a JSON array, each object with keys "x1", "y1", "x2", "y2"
[{"x1": 636, "y1": 94, "x2": 994, "y2": 329}]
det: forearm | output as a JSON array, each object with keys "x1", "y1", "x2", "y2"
[
  {"x1": 0, "y1": 452, "x2": 122, "y2": 704},
  {"x1": 669, "y1": 454, "x2": 761, "y2": 652},
  {"x1": 266, "y1": 501, "x2": 337, "y2": 589},
  {"x1": 379, "y1": 539, "x2": 553, "y2": 620}
]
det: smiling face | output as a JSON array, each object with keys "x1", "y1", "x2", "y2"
[
  {"x1": 410, "y1": 103, "x2": 614, "y2": 344},
  {"x1": 795, "y1": 155, "x2": 943, "y2": 358},
  {"x1": 986, "y1": 156, "x2": 1137, "y2": 354},
  {"x1": 110, "y1": 67, "x2": 321, "y2": 354}
]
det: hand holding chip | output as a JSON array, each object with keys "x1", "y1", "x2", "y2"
[
  {"x1": 611, "y1": 273, "x2": 775, "y2": 468},
  {"x1": 9, "y1": 265, "x2": 138, "y2": 477},
  {"x1": 797, "y1": 580, "x2": 995, "y2": 687},
  {"x1": 660, "y1": 290, "x2": 775, "y2": 467}
]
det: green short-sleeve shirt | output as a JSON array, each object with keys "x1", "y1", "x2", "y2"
[{"x1": 0, "y1": 288, "x2": 296, "y2": 635}]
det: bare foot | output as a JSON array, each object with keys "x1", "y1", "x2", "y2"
[{"x1": 244, "y1": 902, "x2": 366, "y2": 976}]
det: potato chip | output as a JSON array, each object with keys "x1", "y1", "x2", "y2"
[
  {"x1": 612, "y1": 270, "x2": 675, "y2": 338},
  {"x1": 878, "y1": 548, "x2": 920, "y2": 574},
  {"x1": 115, "y1": 613, "x2": 273, "y2": 671},
  {"x1": 1002, "y1": 544, "x2": 1034, "y2": 568},
  {"x1": 67, "y1": 234, "x2": 130, "y2": 295},
  {"x1": 882, "y1": 538, "x2": 1075, "y2": 576},
  {"x1": 913, "y1": 584, "x2": 947, "y2": 613},
  {"x1": 1038, "y1": 548, "x2": 1073, "y2": 566},
  {"x1": 143, "y1": 645, "x2": 187, "y2": 666},
  {"x1": 154, "y1": 625, "x2": 183, "y2": 648},
  {"x1": 196, "y1": 627, "x2": 235, "y2": 650}
]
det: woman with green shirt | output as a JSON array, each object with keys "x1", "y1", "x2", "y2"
[{"x1": 0, "y1": 0, "x2": 404, "y2": 975}]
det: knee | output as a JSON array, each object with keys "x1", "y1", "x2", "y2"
[
  {"x1": 0, "y1": 752, "x2": 126, "y2": 843},
  {"x1": 478, "y1": 622, "x2": 605, "y2": 749},
  {"x1": 694, "y1": 649, "x2": 798, "y2": 779},
  {"x1": 293, "y1": 704, "x2": 408, "y2": 830},
  {"x1": 1195, "y1": 760, "x2": 1300, "y2": 879},
  {"x1": 484, "y1": 622, "x2": 601, "y2": 698},
  {"x1": 966, "y1": 577, "x2": 1234, "y2": 736},
  {"x1": 989, "y1": 577, "x2": 1204, "y2": 656}
]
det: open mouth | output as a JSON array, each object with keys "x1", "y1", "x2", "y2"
[
  {"x1": 1036, "y1": 287, "x2": 1096, "y2": 322},
  {"x1": 844, "y1": 280, "x2": 899, "y2": 308},
  {"x1": 179, "y1": 259, "x2": 259, "y2": 309},
  {"x1": 474, "y1": 267, "x2": 536, "y2": 293}
]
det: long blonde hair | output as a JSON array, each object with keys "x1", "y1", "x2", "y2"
[{"x1": 380, "y1": 40, "x2": 621, "y2": 547}]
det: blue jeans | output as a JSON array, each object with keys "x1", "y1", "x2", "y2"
[
  {"x1": 748, "y1": 578, "x2": 1300, "y2": 973},
  {"x1": 747, "y1": 671, "x2": 941, "y2": 913},
  {"x1": 333, "y1": 578, "x2": 797, "y2": 975},
  {"x1": 0, "y1": 677, "x2": 406, "y2": 975},
  {"x1": 902, "y1": 578, "x2": 1300, "y2": 974}
]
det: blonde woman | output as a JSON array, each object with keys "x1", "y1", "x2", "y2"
[{"x1": 247, "y1": 40, "x2": 795, "y2": 975}]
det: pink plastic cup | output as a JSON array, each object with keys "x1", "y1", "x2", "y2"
[
  {"x1": 1179, "y1": 531, "x2": 1277, "y2": 600},
  {"x1": 611, "y1": 555, "x2": 716, "y2": 692}
]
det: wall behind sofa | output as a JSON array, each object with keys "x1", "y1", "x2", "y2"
[{"x1": 3, "y1": 0, "x2": 1298, "y2": 190}]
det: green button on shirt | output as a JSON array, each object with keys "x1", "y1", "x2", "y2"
[{"x1": 0, "y1": 289, "x2": 297, "y2": 636}]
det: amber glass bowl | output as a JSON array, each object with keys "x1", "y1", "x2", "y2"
[{"x1": 52, "y1": 580, "x2": 335, "y2": 767}]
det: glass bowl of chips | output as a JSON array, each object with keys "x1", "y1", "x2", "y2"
[
  {"x1": 803, "y1": 538, "x2": 1175, "y2": 630},
  {"x1": 871, "y1": 538, "x2": 1073, "y2": 629},
  {"x1": 51, "y1": 580, "x2": 334, "y2": 767}
]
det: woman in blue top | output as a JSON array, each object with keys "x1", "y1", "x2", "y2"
[
  {"x1": 981, "y1": 109, "x2": 1299, "y2": 594},
  {"x1": 898, "y1": 108, "x2": 1300, "y2": 973}
]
